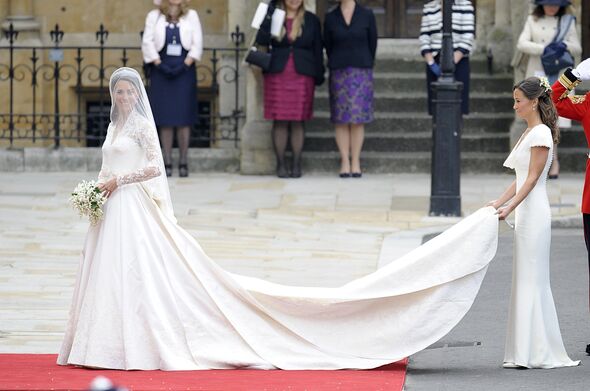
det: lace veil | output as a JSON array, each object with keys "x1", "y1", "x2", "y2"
[{"x1": 108, "y1": 67, "x2": 175, "y2": 221}]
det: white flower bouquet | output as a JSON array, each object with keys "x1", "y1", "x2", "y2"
[{"x1": 69, "y1": 180, "x2": 107, "y2": 225}]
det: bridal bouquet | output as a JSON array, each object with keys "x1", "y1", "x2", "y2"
[{"x1": 69, "y1": 180, "x2": 107, "y2": 225}]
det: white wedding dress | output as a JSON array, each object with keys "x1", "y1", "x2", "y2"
[
  {"x1": 57, "y1": 68, "x2": 502, "y2": 371},
  {"x1": 502, "y1": 124, "x2": 579, "y2": 369},
  {"x1": 54, "y1": 120, "x2": 501, "y2": 370}
]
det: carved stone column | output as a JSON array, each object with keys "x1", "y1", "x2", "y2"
[
  {"x1": 508, "y1": 0, "x2": 531, "y2": 147},
  {"x1": 485, "y1": 0, "x2": 513, "y2": 73},
  {"x1": 238, "y1": 0, "x2": 274, "y2": 174},
  {"x1": 1, "y1": 0, "x2": 41, "y2": 44}
]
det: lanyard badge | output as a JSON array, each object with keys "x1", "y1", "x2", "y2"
[{"x1": 167, "y1": 35, "x2": 182, "y2": 56}]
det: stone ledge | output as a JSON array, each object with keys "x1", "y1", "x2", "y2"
[{"x1": 0, "y1": 147, "x2": 240, "y2": 173}]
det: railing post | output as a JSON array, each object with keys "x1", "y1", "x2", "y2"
[
  {"x1": 75, "y1": 48, "x2": 83, "y2": 142},
  {"x1": 30, "y1": 47, "x2": 38, "y2": 143},
  {"x1": 50, "y1": 24, "x2": 64, "y2": 148},
  {"x1": 5, "y1": 23, "x2": 18, "y2": 147},
  {"x1": 230, "y1": 25, "x2": 244, "y2": 147},
  {"x1": 96, "y1": 24, "x2": 109, "y2": 141}
]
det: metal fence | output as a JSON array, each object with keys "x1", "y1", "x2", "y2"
[{"x1": 0, "y1": 23, "x2": 247, "y2": 148}]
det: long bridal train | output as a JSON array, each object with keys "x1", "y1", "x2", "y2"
[{"x1": 57, "y1": 184, "x2": 499, "y2": 370}]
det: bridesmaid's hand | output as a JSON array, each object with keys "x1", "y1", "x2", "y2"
[
  {"x1": 98, "y1": 178, "x2": 118, "y2": 198},
  {"x1": 486, "y1": 200, "x2": 501, "y2": 209},
  {"x1": 496, "y1": 206, "x2": 512, "y2": 220}
]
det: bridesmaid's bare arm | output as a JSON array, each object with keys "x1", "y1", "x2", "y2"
[{"x1": 496, "y1": 147, "x2": 549, "y2": 220}]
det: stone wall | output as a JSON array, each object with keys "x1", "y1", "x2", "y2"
[{"x1": 0, "y1": 0, "x2": 235, "y2": 149}]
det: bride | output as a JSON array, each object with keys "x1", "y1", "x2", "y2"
[{"x1": 57, "y1": 67, "x2": 501, "y2": 370}]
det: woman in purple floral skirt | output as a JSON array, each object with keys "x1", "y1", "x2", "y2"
[{"x1": 323, "y1": 0, "x2": 377, "y2": 178}]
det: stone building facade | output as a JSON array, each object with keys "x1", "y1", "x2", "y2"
[{"x1": 0, "y1": 0, "x2": 586, "y2": 172}]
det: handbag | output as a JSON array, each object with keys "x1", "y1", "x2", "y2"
[
  {"x1": 541, "y1": 15, "x2": 575, "y2": 76},
  {"x1": 244, "y1": 45, "x2": 272, "y2": 71}
]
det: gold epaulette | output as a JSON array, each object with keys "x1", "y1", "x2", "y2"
[
  {"x1": 558, "y1": 69, "x2": 581, "y2": 99},
  {"x1": 568, "y1": 95, "x2": 586, "y2": 104}
]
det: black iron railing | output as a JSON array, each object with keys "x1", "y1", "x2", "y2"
[{"x1": 0, "y1": 23, "x2": 246, "y2": 148}]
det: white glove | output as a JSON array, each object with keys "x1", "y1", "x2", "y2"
[{"x1": 573, "y1": 58, "x2": 590, "y2": 81}]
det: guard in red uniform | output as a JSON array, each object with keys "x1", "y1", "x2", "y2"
[{"x1": 551, "y1": 59, "x2": 590, "y2": 355}]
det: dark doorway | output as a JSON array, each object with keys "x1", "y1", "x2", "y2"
[
  {"x1": 316, "y1": 0, "x2": 476, "y2": 39},
  {"x1": 317, "y1": 0, "x2": 397, "y2": 37},
  {"x1": 583, "y1": 3, "x2": 590, "y2": 59}
]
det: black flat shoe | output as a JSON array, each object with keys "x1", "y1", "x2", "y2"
[
  {"x1": 548, "y1": 174, "x2": 558, "y2": 179},
  {"x1": 351, "y1": 172, "x2": 362, "y2": 178},
  {"x1": 276, "y1": 162, "x2": 289, "y2": 178},
  {"x1": 165, "y1": 164, "x2": 172, "y2": 177},
  {"x1": 291, "y1": 159, "x2": 302, "y2": 178},
  {"x1": 179, "y1": 164, "x2": 189, "y2": 178},
  {"x1": 339, "y1": 172, "x2": 351, "y2": 178}
]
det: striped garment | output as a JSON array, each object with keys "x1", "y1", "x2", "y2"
[{"x1": 419, "y1": 0, "x2": 475, "y2": 56}]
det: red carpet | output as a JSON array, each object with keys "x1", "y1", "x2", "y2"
[{"x1": 0, "y1": 354, "x2": 407, "y2": 391}]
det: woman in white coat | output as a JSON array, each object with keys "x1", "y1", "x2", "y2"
[
  {"x1": 142, "y1": 0, "x2": 203, "y2": 177},
  {"x1": 516, "y1": 0, "x2": 581, "y2": 179}
]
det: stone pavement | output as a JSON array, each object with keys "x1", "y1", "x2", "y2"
[
  {"x1": 406, "y1": 228, "x2": 590, "y2": 391},
  {"x1": 0, "y1": 172, "x2": 587, "y2": 382}
]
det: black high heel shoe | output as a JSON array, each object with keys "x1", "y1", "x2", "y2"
[
  {"x1": 179, "y1": 164, "x2": 189, "y2": 178},
  {"x1": 165, "y1": 164, "x2": 172, "y2": 177}
]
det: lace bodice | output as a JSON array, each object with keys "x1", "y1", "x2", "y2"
[{"x1": 98, "y1": 113, "x2": 162, "y2": 187}]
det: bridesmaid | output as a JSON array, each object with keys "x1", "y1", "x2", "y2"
[
  {"x1": 256, "y1": 0, "x2": 325, "y2": 178},
  {"x1": 323, "y1": 0, "x2": 377, "y2": 178},
  {"x1": 488, "y1": 77, "x2": 579, "y2": 369}
]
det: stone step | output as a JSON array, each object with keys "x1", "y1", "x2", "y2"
[
  {"x1": 318, "y1": 72, "x2": 514, "y2": 94},
  {"x1": 304, "y1": 132, "x2": 509, "y2": 153},
  {"x1": 557, "y1": 148, "x2": 588, "y2": 172},
  {"x1": 313, "y1": 92, "x2": 513, "y2": 113},
  {"x1": 559, "y1": 126, "x2": 586, "y2": 148},
  {"x1": 307, "y1": 112, "x2": 514, "y2": 134},
  {"x1": 373, "y1": 57, "x2": 492, "y2": 74},
  {"x1": 301, "y1": 151, "x2": 507, "y2": 174}
]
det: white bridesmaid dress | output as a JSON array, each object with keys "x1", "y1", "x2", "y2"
[{"x1": 502, "y1": 124, "x2": 579, "y2": 369}]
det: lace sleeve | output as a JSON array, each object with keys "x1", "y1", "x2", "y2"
[
  {"x1": 97, "y1": 161, "x2": 111, "y2": 184},
  {"x1": 116, "y1": 123, "x2": 162, "y2": 186}
]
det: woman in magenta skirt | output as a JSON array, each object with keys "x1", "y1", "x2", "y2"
[{"x1": 256, "y1": 0, "x2": 325, "y2": 178}]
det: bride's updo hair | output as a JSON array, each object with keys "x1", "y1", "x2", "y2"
[{"x1": 514, "y1": 77, "x2": 559, "y2": 143}]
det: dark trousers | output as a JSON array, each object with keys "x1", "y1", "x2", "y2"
[
  {"x1": 584, "y1": 214, "x2": 590, "y2": 308},
  {"x1": 426, "y1": 55, "x2": 470, "y2": 115}
]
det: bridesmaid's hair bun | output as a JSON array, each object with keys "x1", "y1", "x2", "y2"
[{"x1": 514, "y1": 77, "x2": 560, "y2": 143}]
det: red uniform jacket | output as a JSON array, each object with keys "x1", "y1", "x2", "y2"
[{"x1": 551, "y1": 69, "x2": 590, "y2": 213}]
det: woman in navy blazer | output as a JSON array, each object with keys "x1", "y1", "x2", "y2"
[
  {"x1": 142, "y1": 0, "x2": 203, "y2": 177},
  {"x1": 256, "y1": 0, "x2": 325, "y2": 178},
  {"x1": 324, "y1": 0, "x2": 377, "y2": 178}
]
